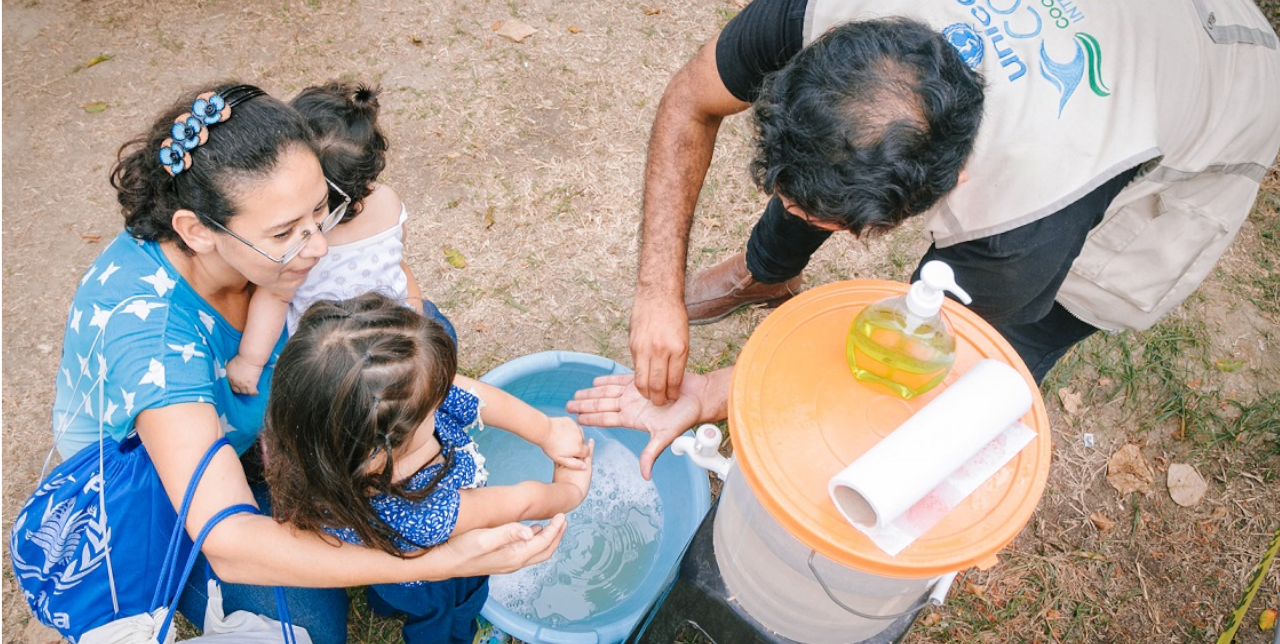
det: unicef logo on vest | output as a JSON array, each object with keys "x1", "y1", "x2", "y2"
[
  {"x1": 943, "y1": 23, "x2": 984, "y2": 68},
  {"x1": 1039, "y1": 32, "x2": 1111, "y2": 117}
]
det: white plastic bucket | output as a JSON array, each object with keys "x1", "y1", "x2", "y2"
[{"x1": 713, "y1": 467, "x2": 941, "y2": 643}]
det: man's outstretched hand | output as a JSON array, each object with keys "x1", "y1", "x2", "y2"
[{"x1": 567, "y1": 369, "x2": 731, "y2": 480}]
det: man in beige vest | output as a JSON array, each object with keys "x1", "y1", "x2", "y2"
[{"x1": 625, "y1": 0, "x2": 1280, "y2": 417}]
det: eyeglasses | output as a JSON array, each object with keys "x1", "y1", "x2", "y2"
[{"x1": 203, "y1": 178, "x2": 352, "y2": 264}]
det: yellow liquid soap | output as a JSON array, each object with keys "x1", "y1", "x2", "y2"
[{"x1": 846, "y1": 304, "x2": 955, "y2": 399}]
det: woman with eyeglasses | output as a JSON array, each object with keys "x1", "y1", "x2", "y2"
[
  {"x1": 224, "y1": 81, "x2": 457, "y2": 397},
  {"x1": 20, "y1": 82, "x2": 566, "y2": 644}
]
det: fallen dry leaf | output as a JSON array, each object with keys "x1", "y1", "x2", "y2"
[
  {"x1": 80, "y1": 234, "x2": 102, "y2": 243},
  {"x1": 483, "y1": 205, "x2": 496, "y2": 229},
  {"x1": 1057, "y1": 387, "x2": 1083, "y2": 415},
  {"x1": 920, "y1": 612, "x2": 942, "y2": 627},
  {"x1": 1214, "y1": 358, "x2": 1245, "y2": 373},
  {"x1": 1260, "y1": 608, "x2": 1277, "y2": 630},
  {"x1": 964, "y1": 581, "x2": 985, "y2": 599},
  {"x1": 1167, "y1": 463, "x2": 1208, "y2": 507},
  {"x1": 643, "y1": 6, "x2": 661, "y2": 14},
  {"x1": 1106, "y1": 444, "x2": 1154, "y2": 497},
  {"x1": 1046, "y1": 608, "x2": 1062, "y2": 620},
  {"x1": 85, "y1": 54, "x2": 113, "y2": 68},
  {"x1": 493, "y1": 19, "x2": 537, "y2": 42},
  {"x1": 443, "y1": 247, "x2": 467, "y2": 269},
  {"x1": 409, "y1": 35, "x2": 424, "y2": 46},
  {"x1": 567, "y1": 25, "x2": 582, "y2": 33},
  {"x1": 1090, "y1": 512, "x2": 1116, "y2": 531},
  {"x1": 82, "y1": 101, "x2": 109, "y2": 114}
]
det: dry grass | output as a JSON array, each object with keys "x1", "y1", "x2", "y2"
[{"x1": 4, "y1": 1, "x2": 1280, "y2": 643}]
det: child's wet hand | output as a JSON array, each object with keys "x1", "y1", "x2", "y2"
[
  {"x1": 553, "y1": 438, "x2": 594, "y2": 506},
  {"x1": 226, "y1": 355, "x2": 264, "y2": 396},
  {"x1": 543, "y1": 416, "x2": 589, "y2": 470}
]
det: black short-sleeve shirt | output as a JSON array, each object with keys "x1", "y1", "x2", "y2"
[{"x1": 715, "y1": 0, "x2": 810, "y2": 103}]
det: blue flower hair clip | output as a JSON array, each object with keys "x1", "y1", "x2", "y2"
[
  {"x1": 157, "y1": 85, "x2": 265, "y2": 176},
  {"x1": 191, "y1": 91, "x2": 229, "y2": 126},
  {"x1": 158, "y1": 140, "x2": 192, "y2": 176}
]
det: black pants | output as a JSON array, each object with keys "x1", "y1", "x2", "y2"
[{"x1": 744, "y1": 167, "x2": 1142, "y2": 383}]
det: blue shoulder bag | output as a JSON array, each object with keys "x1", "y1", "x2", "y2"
[{"x1": 10, "y1": 436, "x2": 300, "y2": 643}]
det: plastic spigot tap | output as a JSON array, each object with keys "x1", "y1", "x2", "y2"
[
  {"x1": 906, "y1": 261, "x2": 973, "y2": 319},
  {"x1": 671, "y1": 424, "x2": 733, "y2": 480}
]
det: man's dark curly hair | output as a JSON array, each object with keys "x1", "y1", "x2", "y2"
[{"x1": 750, "y1": 18, "x2": 985, "y2": 235}]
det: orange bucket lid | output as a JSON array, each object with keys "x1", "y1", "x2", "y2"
[{"x1": 728, "y1": 280, "x2": 1051, "y2": 578}]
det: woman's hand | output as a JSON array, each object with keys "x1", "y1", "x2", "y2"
[
  {"x1": 566, "y1": 367, "x2": 732, "y2": 480},
  {"x1": 541, "y1": 416, "x2": 589, "y2": 470},
  {"x1": 432, "y1": 514, "x2": 569, "y2": 577}
]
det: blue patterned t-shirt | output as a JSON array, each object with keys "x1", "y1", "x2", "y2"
[
  {"x1": 52, "y1": 231, "x2": 287, "y2": 458},
  {"x1": 327, "y1": 385, "x2": 490, "y2": 581}
]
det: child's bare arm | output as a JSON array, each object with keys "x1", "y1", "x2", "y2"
[
  {"x1": 227, "y1": 287, "x2": 292, "y2": 396},
  {"x1": 455, "y1": 375, "x2": 589, "y2": 470},
  {"x1": 401, "y1": 261, "x2": 425, "y2": 315},
  {"x1": 451, "y1": 439, "x2": 594, "y2": 536}
]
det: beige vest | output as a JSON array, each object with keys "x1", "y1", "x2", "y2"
[{"x1": 804, "y1": 0, "x2": 1280, "y2": 330}]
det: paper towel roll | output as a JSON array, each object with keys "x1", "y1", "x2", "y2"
[{"x1": 828, "y1": 359, "x2": 1032, "y2": 529}]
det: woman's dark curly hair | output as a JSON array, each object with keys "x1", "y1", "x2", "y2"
[
  {"x1": 289, "y1": 81, "x2": 389, "y2": 220},
  {"x1": 750, "y1": 18, "x2": 985, "y2": 235},
  {"x1": 109, "y1": 82, "x2": 316, "y2": 250},
  {"x1": 263, "y1": 293, "x2": 456, "y2": 556}
]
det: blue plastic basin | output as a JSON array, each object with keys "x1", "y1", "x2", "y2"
[{"x1": 476, "y1": 351, "x2": 712, "y2": 644}]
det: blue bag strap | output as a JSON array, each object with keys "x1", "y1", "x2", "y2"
[
  {"x1": 158, "y1": 503, "x2": 304, "y2": 644},
  {"x1": 156, "y1": 502, "x2": 259, "y2": 641},
  {"x1": 274, "y1": 587, "x2": 298, "y2": 644},
  {"x1": 142, "y1": 436, "x2": 302, "y2": 644},
  {"x1": 149, "y1": 436, "x2": 233, "y2": 611}
]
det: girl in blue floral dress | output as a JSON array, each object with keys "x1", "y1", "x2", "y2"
[{"x1": 262, "y1": 292, "x2": 594, "y2": 644}]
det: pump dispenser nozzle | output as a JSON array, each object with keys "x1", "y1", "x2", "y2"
[
  {"x1": 906, "y1": 261, "x2": 973, "y2": 319},
  {"x1": 846, "y1": 260, "x2": 970, "y2": 399}
]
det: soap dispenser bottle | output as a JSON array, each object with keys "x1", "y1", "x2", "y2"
[{"x1": 846, "y1": 261, "x2": 973, "y2": 399}]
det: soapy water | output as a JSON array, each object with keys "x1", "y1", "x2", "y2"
[{"x1": 488, "y1": 438, "x2": 664, "y2": 624}]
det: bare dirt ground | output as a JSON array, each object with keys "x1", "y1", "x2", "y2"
[{"x1": 4, "y1": 1, "x2": 1278, "y2": 643}]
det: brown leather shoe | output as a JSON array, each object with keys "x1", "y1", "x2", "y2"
[{"x1": 685, "y1": 251, "x2": 803, "y2": 325}]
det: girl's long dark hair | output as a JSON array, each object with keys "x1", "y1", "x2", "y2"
[{"x1": 263, "y1": 293, "x2": 456, "y2": 556}]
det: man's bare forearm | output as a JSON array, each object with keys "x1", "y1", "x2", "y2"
[{"x1": 637, "y1": 45, "x2": 730, "y2": 300}]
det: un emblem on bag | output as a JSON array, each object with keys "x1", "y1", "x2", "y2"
[{"x1": 10, "y1": 470, "x2": 112, "y2": 631}]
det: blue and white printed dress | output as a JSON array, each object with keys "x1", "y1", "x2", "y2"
[{"x1": 327, "y1": 384, "x2": 490, "y2": 583}]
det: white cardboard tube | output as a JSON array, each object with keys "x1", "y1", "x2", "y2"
[{"x1": 828, "y1": 359, "x2": 1032, "y2": 529}]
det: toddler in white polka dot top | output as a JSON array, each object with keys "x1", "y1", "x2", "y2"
[{"x1": 226, "y1": 81, "x2": 455, "y2": 395}]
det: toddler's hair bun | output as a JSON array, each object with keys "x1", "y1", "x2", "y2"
[{"x1": 352, "y1": 85, "x2": 380, "y2": 110}]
